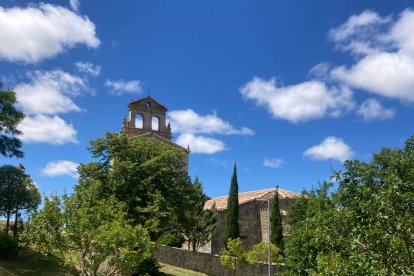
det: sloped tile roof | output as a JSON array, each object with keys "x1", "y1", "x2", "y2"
[{"x1": 204, "y1": 187, "x2": 300, "y2": 210}]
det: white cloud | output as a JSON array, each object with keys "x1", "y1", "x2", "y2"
[
  {"x1": 168, "y1": 109, "x2": 254, "y2": 135},
  {"x1": 330, "y1": 10, "x2": 389, "y2": 42},
  {"x1": 41, "y1": 160, "x2": 79, "y2": 178},
  {"x1": 0, "y1": 3, "x2": 99, "y2": 63},
  {"x1": 263, "y1": 158, "x2": 284, "y2": 168},
  {"x1": 357, "y1": 98, "x2": 395, "y2": 121},
  {"x1": 15, "y1": 70, "x2": 85, "y2": 115},
  {"x1": 332, "y1": 52, "x2": 414, "y2": 102},
  {"x1": 240, "y1": 77, "x2": 355, "y2": 123},
  {"x1": 19, "y1": 115, "x2": 78, "y2": 144},
  {"x1": 175, "y1": 133, "x2": 225, "y2": 154},
  {"x1": 304, "y1": 136, "x2": 354, "y2": 163},
  {"x1": 330, "y1": 9, "x2": 414, "y2": 103},
  {"x1": 105, "y1": 79, "x2": 143, "y2": 95},
  {"x1": 75, "y1": 61, "x2": 100, "y2": 77},
  {"x1": 69, "y1": 0, "x2": 80, "y2": 12}
]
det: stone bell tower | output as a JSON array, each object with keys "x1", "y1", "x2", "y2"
[
  {"x1": 122, "y1": 95, "x2": 172, "y2": 140},
  {"x1": 122, "y1": 95, "x2": 189, "y2": 171}
]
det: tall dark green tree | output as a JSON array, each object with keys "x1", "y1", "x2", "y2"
[
  {"x1": 270, "y1": 187, "x2": 284, "y2": 252},
  {"x1": 183, "y1": 177, "x2": 217, "y2": 251},
  {"x1": 225, "y1": 162, "x2": 240, "y2": 244},
  {"x1": 0, "y1": 165, "x2": 40, "y2": 235},
  {"x1": 0, "y1": 83, "x2": 25, "y2": 158}
]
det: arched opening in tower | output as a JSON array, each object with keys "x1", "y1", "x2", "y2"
[
  {"x1": 135, "y1": 114, "x2": 143, "y2": 129},
  {"x1": 152, "y1": 116, "x2": 159, "y2": 131}
]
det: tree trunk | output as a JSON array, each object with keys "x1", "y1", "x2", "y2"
[
  {"x1": 13, "y1": 209, "x2": 19, "y2": 237},
  {"x1": 5, "y1": 210, "x2": 11, "y2": 235}
]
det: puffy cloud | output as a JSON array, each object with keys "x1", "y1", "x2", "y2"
[
  {"x1": 168, "y1": 109, "x2": 254, "y2": 135},
  {"x1": 240, "y1": 77, "x2": 355, "y2": 123},
  {"x1": 41, "y1": 160, "x2": 79, "y2": 178},
  {"x1": 19, "y1": 115, "x2": 78, "y2": 144},
  {"x1": 15, "y1": 70, "x2": 85, "y2": 115},
  {"x1": 357, "y1": 98, "x2": 395, "y2": 121},
  {"x1": 263, "y1": 158, "x2": 284, "y2": 168},
  {"x1": 105, "y1": 79, "x2": 143, "y2": 95},
  {"x1": 175, "y1": 133, "x2": 225, "y2": 154},
  {"x1": 0, "y1": 3, "x2": 99, "y2": 63},
  {"x1": 330, "y1": 9, "x2": 414, "y2": 103},
  {"x1": 69, "y1": 0, "x2": 80, "y2": 12},
  {"x1": 304, "y1": 136, "x2": 354, "y2": 163},
  {"x1": 75, "y1": 61, "x2": 100, "y2": 76},
  {"x1": 332, "y1": 52, "x2": 414, "y2": 102}
]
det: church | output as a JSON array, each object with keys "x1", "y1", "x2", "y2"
[{"x1": 121, "y1": 95, "x2": 300, "y2": 253}]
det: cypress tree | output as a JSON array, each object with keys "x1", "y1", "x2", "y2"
[
  {"x1": 270, "y1": 186, "x2": 284, "y2": 252},
  {"x1": 225, "y1": 162, "x2": 240, "y2": 244}
]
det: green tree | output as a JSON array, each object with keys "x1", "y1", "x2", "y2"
[
  {"x1": 220, "y1": 238, "x2": 248, "y2": 275},
  {"x1": 285, "y1": 135, "x2": 414, "y2": 275},
  {"x1": 0, "y1": 83, "x2": 24, "y2": 158},
  {"x1": 225, "y1": 162, "x2": 239, "y2": 245},
  {"x1": 183, "y1": 177, "x2": 217, "y2": 251},
  {"x1": 270, "y1": 187, "x2": 284, "y2": 252},
  {"x1": 22, "y1": 180, "x2": 152, "y2": 276},
  {"x1": 0, "y1": 165, "x2": 40, "y2": 235},
  {"x1": 247, "y1": 241, "x2": 282, "y2": 264},
  {"x1": 77, "y1": 132, "x2": 194, "y2": 240}
]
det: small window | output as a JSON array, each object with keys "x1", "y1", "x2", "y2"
[{"x1": 146, "y1": 101, "x2": 151, "y2": 107}]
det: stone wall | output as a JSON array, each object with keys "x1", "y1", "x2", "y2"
[{"x1": 155, "y1": 245, "x2": 285, "y2": 276}]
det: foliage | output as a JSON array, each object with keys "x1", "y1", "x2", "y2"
[
  {"x1": 285, "y1": 135, "x2": 414, "y2": 275},
  {"x1": 183, "y1": 177, "x2": 217, "y2": 251},
  {"x1": 0, "y1": 83, "x2": 25, "y2": 158},
  {"x1": 225, "y1": 163, "x2": 240, "y2": 245},
  {"x1": 22, "y1": 181, "x2": 152, "y2": 276},
  {"x1": 246, "y1": 241, "x2": 282, "y2": 264},
  {"x1": 158, "y1": 232, "x2": 184, "y2": 248},
  {"x1": 0, "y1": 165, "x2": 41, "y2": 236},
  {"x1": 220, "y1": 238, "x2": 248, "y2": 274},
  {"x1": 78, "y1": 132, "x2": 195, "y2": 240},
  {"x1": 132, "y1": 256, "x2": 161, "y2": 276},
  {"x1": 0, "y1": 235, "x2": 18, "y2": 258},
  {"x1": 270, "y1": 188, "x2": 284, "y2": 253}
]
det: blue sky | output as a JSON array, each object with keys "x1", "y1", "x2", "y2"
[{"x1": 0, "y1": 0, "x2": 413, "y2": 198}]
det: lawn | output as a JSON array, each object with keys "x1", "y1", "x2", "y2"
[
  {"x1": 0, "y1": 250, "x2": 205, "y2": 276},
  {"x1": 159, "y1": 262, "x2": 207, "y2": 276},
  {"x1": 0, "y1": 250, "x2": 70, "y2": 276}
]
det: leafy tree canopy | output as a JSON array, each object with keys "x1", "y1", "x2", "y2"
[
  {"x1": 285, "y1": 134, "x2": 414, "y2": 275},
  {"x1": 247, "y1": 241, "x2": 282, "y2": 265},
  {"x1": 183, "y1": 177, "x2": 217, "y2": 251},
  {"x1": 77, "y1": 132, "x2": 198, "y2": 240},
  {"x1": 22, "y1": 180, "x2": 152, "y2": 276},
  {"x1": 0, "y1": 83, "x2": 24, "y2": 158}
]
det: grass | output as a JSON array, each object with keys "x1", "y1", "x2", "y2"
[
  {"x1": 0, "y1": 249, "x2": 205, "y2": 276},
  {"x1": 0, "y1": 250, "x2": 70, "y2": 276},
  {"x1": 159, "y1": 262, "x2": 207, "y2": 276}
]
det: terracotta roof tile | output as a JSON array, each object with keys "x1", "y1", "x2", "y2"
[{"x1": 204, "y1": 187, "x2": 300, "y2": 210}]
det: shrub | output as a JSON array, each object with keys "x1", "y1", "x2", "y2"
[
  {"x1": 158, "y1": 232, "x2": 184, "y2": 248},
  {"x1": 0, "y1": 235, "x2": 18, "y2": 258},
  {"x1": 247, "y1": 241, "x2": 282, "y2": 264}
]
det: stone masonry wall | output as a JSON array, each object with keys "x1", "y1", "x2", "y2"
[{"x1": 155, "y1": 245, "x2": 285, "y2": 276}]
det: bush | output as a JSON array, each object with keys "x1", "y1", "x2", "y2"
[
  {"x1": 158, "y1": 232, "x2": 184, "y2": 248},
  {"x1": 0, "y1": 235, "x2": 19, "y2": 258},
  {"x1": 132, "y1": 257, "x2": 161, "y2": 276},
  {"x1": 247, "y1": 241, "x2": 282, "y2": 264}
]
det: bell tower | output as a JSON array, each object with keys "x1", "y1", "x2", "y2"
[{"x1": 122, "y1": 95, "x2": 172, "y2": 140}]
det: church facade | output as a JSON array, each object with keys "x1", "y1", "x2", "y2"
[{"x1": 201, "y1": 187, "x2": 300, "y2": 254}]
